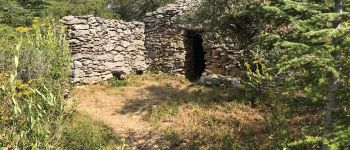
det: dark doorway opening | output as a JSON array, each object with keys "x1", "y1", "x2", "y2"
[{"x1": 185, "y1": 31, "x2": 205, "y2": 81}]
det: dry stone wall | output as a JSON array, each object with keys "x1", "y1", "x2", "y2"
[
  {"x1": 144, "y1": 0, "x2": 243, "y2": 87},
  {"x1": 192, "y1": 33, "x2": 244, "y2": 87},
  {"x1": 144, "y1": 0, "x2": 200, "y2": 74},
  {"x1": 61, "y1": 0, "x2": 244, "y2": 87},
  {"x1": 202, "y1": 33, "x2": 244, "y2": 77},
  {"x1": 60, "y1": 16, "x2": 147, "y2": 84}
]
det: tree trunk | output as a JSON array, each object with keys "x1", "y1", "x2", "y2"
[{"x1": 322, "y1": 0, "x2": 343, "y2": 149}]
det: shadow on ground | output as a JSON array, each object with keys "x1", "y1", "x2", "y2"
[{"x1": 117, "y1": 83, "x2": 247, "y2": 120}]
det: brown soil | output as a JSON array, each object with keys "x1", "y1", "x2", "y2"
[
  {"x1": 68, "y1": 75, "x2": 265, "y2": 150},
  {"x1": 69, "y1": 79, "x2": 190, "y2": 150}
]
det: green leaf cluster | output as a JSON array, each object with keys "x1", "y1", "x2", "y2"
[
  {"x1": 42, "y1": 0, "x2": 118, "y2": 19},
  {"x1": 0, "y1": 0, "x2": 30, "y2": 26},
  {"x1": 111, "y1": 0, "x2": 176, "y2": 21},
  {"x1": 0, "y1": 0, "x2": 118, "y2": 27}
]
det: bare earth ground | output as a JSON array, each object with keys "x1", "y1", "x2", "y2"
[{"x1": 68, "y1": 74, "x2": 266, "y2": 150}]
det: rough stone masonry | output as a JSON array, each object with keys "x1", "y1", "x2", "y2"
[
  {"x1": 60, "y1": 16, "x2": 147, "y2": 84},
  {"x1": 61, "y1": 0, "x2": 242, "y2": 87},
  {"x1": 143, "y1": 0, "x2": 200, "y2": 74}
]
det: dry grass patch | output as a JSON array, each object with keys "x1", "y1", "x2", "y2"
[
  {"x1": 150, "y1": 101, "x2": 267, "y2": 149},
  {"x1": 69, "y1": 73, "x2": 270, "y2": 149}
]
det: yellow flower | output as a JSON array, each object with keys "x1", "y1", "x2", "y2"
[
  {"x1": 28, "y1": 79, "x2": 33, "y2": 84},
  {"x1": 23, "y1": 90, "x2": 34, "y2": 97},
  {"x1": 32, "y1": 19, "x2": 39, "y2": 23},
  {"x1": 15, "y1": 27, "x2": 31, "y2": 33},
  {"x1": 31, "y1": 24, "x2": 38, "y2": 29},
  {"x1": 60, "y1": 26, "x2": 67, "y2": 33},
  {"x1": 244, "y1": 62, "x2": 251, "y2": 69},
  {"x1": 17, "y1": 82, "x2": 28, "y2": 90}
]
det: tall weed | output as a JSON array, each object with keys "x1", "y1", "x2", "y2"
[
  {"x1": 0, "y1": 17, "x2": 71, "y2": 149},
  {"x1": 18, "y1": 17, "x2": 71, "y2": 87},
  {"x1": 0, "y1": 24, "x2": 19, "y2": 70}
]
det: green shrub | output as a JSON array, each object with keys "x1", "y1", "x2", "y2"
[
  {"x1": 61, "y1": 114, "x2": 122, "y2": 150},
  {"x1": 42, "y1": 0, "x2": 118, "y2": 19},
  {"x1": 113, "y1": 0, "x2": 175, "y2": 21},
  {"x1": 0, "y1": 0, "x2": 30, "y2": 26}
]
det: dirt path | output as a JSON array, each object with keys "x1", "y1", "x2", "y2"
[
  {"x1": 68, "y1": 75, "x2": 266, "y2": 150},
  {"x1": 69, "y1": 79, "x2": 189, "y2": 150}
]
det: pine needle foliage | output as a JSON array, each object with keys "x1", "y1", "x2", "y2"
[{"x1": 252, "y1": 0, "x2": 350, "y2": 149}]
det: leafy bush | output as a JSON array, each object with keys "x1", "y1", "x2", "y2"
[
  {"x1": 0, "y1": 0, "x2": 30, "y2": 26},
  {"x1": 42, "y1": 0, "x2": 118, "y2": 19},
  {"x1": 183, "y1": 0, "x2": 258, "y2": 47},
  {"x1": 112, "y1": 0, "x2": 176, "y2": 21}
]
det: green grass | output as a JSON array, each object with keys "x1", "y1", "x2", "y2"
[
  {"x1": 149, "y1": 102, "x2": 179, "y2": 122},
  {"x1": 108, "y1": 78, "x2": 129, "y2": 88},
  {"x1": 120, "y1": 74, "x2": 265, "y2": 149},
  {"x1": 222, "y1": 134, "x2": 239, "y2": 150},
  {"x1": 162, "y1": 127, "x2": 181, "y2": 145},
  {"x1": 61, "y1": 114, "x2": 124, "y2": 150},
  {"x1": 70, "y1": 73, "x2": 330, "y2": 149}
]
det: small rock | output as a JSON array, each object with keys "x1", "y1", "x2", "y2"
[
  {"x1": 73, "y1": 61, "x2": 83, "y2": 68},
  {"x1": 73, "y1": 24, "x2": 89, "y2": 30}
]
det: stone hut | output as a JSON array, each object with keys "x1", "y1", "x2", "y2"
[{"x1": 61, "y1": 0, "x2": 242, "y2": 86}]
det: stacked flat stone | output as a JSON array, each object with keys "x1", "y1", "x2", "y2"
[
  {"x1": 144, "y1": 0, "x2": 201, "y2": 74},
  {"x1": 60, "y1": 16, "x2": 147, "y2": 84},
  {"x1": 60, "y1": 0, "x2": 244, "y2": 87},
  {"x1": 144, "y1": 0, "x2": 243, "y2": 85},
  {"x1": 202, "y1": 33, "x2": 244, "y2": 77}
]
